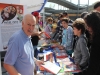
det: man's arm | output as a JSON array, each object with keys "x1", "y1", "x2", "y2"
[
  {"x1": 32, "y1": 32, "x2": 43, "y2": 36},
  {"x1": 79, "y1": 38, "x2": 89, "y2": 66},
  {"x1": 4, "y1": 37, "x2": 20, "y2": 75},
  {"x1": 32, "y1": 32, "x2": 39, "y2": 36},
  {"x1": 3, "y1": 63, "x2": 21, "y2": 75}
]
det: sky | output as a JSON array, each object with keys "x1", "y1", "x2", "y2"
[{"x1": 45, "y1": 0, "x2": 100, "y2": 9}]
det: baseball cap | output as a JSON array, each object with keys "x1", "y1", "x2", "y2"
[{"x1": 32, "y1": 11, "x2": 41, "y2": 18}]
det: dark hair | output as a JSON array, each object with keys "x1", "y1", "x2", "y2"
[
  {"x1": 84, "y1": 10, "x2": 100, "y2": 61},
  {"x1": 94, "y1": 1, "x2": 100, "y2": 9},
  {"x1": 63, "y1": 11, "x2": 68, "y2": 15},
  {"x1": 81, "y1": 12, "x2": 88, "y2": 18},
  {"x1": 59, "y1": 13, "x2": 63, "y2": 16},
  {"x1": 84, "y1": 11, "x2": 100, "y2": 38},
  {"x1": 58, "y1": 14, "x2": 63, "y2": 19},
  {"x1": 73, "y1": 18, "x2": 86, "y2": 34},
  {"x1": 61, "y1": 18, "x2": 69, "y2": 23}
]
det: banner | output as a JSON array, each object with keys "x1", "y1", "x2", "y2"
[{"x1": 0, "y1": 3, "x2": 23, "y2": 51}]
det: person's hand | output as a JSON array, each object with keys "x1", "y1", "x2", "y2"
[
  {"x1": 75, "y1": 64, "x2": 81, "y2": 70},
  {"x1": 38, "y1": 31, "x2": 43, "y2": 35},
  {"x1": 35, "y1": 60, "x2": 44, "y2": 67},
  {"x1": 51, "y1": 40, "x2": 57, "y2": 43},
  {"x1": 18, "y1": 73, "x2": 21, "y2": 75},
  {"x1": 68, "y1": 62, "x2": 74, "y2": 66},
  {"x1": 51, "y1": 44, "x2": 58, "y2": 48}
]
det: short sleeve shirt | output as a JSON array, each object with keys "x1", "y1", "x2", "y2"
[{"x1": 4, "y1": 29, "x2": 34, "y2": 75}]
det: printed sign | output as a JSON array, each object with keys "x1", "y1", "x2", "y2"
[{"x1": 0, "y1": 3, "x2": 23, "y2": 51}]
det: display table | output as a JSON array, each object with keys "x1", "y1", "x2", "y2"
[{"x1": 36, "y1": 46, "x2": 81, "y2": 75}]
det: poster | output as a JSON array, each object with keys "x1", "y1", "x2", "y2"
[{"x1": 0, "y1": 3, "x2": 23, "y2": 51}]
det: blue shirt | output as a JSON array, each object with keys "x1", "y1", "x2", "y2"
[
  {"x1": 61, "y1": 26, "x2": 73, "y2": 50},
  {"x1": 4, "y1": 29, "x2": 34, "y2": 75}
]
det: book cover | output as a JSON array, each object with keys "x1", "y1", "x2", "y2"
[{"x1": 56, "y1": 53, "x2": 68, "y2": 58}]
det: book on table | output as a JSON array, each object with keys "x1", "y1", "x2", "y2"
[{"x1": 40, "y1": 61, "x2": 61, "y2": 74}]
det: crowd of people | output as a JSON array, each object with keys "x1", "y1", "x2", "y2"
[{"x1": 3, "y1": 1, "x2": 100, "y2": 75}]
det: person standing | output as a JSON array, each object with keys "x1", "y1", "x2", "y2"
[
  {"x1": 73, "y1": 18, "x2": 89, "y2": 70},
  {"x1": 75, "y1": 11, "x2": 100, "y2": 75},
  {"x1": 63, "y1": 11, "x2": 73, "y2": 27},
  {"x1": 58, "y1": 18, "x2": 74, "y2": 56},
  {"x1": 44, "y1": 17, "x2": 53, "y2": 35},
  {"x1": 94, "y1": 1, "x2": 100, "y2": 12},
  {"x1": 4, "y1": 14, "x2": 43, "y2": 75},
  {"x1": 31, "y1": 11, "x2": 42, "y2": 58}
]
